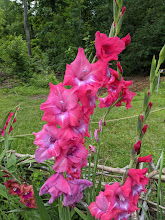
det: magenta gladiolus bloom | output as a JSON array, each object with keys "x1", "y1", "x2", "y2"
[
  {"x1": 64, "y1": 48, "x2": 104, "y2": 88},
  {"x1": 41, "y1": 83, "x2": 82, "y2": 127},
  {"x1": 34, "y1": 124, "x2": 62, "y2": 163},
  {"x1": 53, "y1": 143, "x2": 88, "y2": 176},
  {"x1": 39, "y1": 173, "x2": 71, "y2": 204},
  {"x1": 95, "y1": 31, "x2": 125, "y2": 62},
  {"x1": 63, "y1": 179, "x2": 93, "y2": 206}
]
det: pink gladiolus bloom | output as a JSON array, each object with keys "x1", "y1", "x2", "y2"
[
  {"x1": 39, "y1": 173, "x2": 71, "y2": 204},
  {"x1": 53, "y1": 143, "x2": 88, "y2": 176},
  {"x1": 88, "y1": 191, "x2": 110, "y2": 219},
  {"x1": 34, "y1": 124, "x2": 62, "y2": 163},
  {"x1": 74, "y1": 84, "x2": 98, "y2": 114},
  {"x1": 95, "y1": 31, "x2": 125, "y2": 62},
  {"x1": 137, "y1": 155, "x2": 152, "y2": 163},
  {"x1": 99, "y1": 79, "x2": 136, "y2": 109},
  {"x1": 128, "y1": 168, "x2": 149, "y2": 196},
  {"x1": 142, "y1": 124, "x2": 148, "y2": 134},
  {"x1": 63, "y1": 179, "x2": 93, "y2": 206},
  {"x1": 121, "y1": 34, "x2": 131, "y2": 47},
  {"x1": 64, "y1": 48, "x2": 104, "y2": 88},
  {"x1": 89, "y1": 182, "x2": 137, "y2": 220},
  {"x1": 41, "y1": 83, "x2": 82, "y2": 127}
]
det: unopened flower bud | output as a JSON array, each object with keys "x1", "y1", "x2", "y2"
[
  {"x1": 142, "y1": 124, "x2": 148, "y2": 134},
  {"x1": 139, "y1": 114, "x2": 144, "y2": 122},
  {"x1": 13, "y1": 118, "x2": 17, "y2": 123},
  {"x1": 98, "y1": 120, "x2": 103, "y2": 132},
  {"x1": 89, "y1": 145, "x2": 96, "y2": 153},
  {"x1": 121, "y1": 6, "x2": 126, "y2": 15},
  {"x1": 148, "y1": 102, "x2": 153, "y2": 109},
  {"x1": 134, "y1": 140, "x2": 142, "y2": 154},
  {"x1": 9, "y1": 126, "x2": 13, "y2": 134},
  {"x1": 117, "y1": 61, "x2": 123, "y2": 73},
  {"x1": 94, "y1": 129, "x2": 99, "y2": 142}
]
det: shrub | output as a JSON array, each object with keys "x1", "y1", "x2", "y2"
[{"x1": 0, "y1": 35, "x2": 32, "y2": 81}]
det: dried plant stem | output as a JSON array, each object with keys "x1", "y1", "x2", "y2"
[{"x1": 7, "y1": 151, "x2": 165, "y2": 181}]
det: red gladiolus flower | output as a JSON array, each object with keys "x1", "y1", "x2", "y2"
[
  {"x1": 20, "y1": 184, "x2": 35, "y2": 200},
  {"x1": 137, "y1": 155, "x2": 152, "y2": 163},
  {"x1": 20, "y1": 196, "x2": 37, "y2": 209},
  {"x1": 4, "y1": 179, "x2": 21, "y2": 196},
  {"x1": 95, "y1": 31, "x2": 125, "y2": 62}
]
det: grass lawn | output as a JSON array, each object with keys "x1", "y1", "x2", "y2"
[{"x1": 0, "y1": 80, "x2": 165, "y2": 168}]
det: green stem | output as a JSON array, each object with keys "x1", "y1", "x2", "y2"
[{"x1": 102, "y1": 97, "x2": 122, "y2": 124}]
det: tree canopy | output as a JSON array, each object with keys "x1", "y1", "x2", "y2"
[{"x1": 0, "y1": 0, "x2": 164, "y2": 80}]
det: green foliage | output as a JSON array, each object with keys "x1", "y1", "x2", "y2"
[
  {"x1": 29, "y1": 73, "x2": 59, "y2": 88},
  {"x1": 0, "y1": 35, "x2": 31, "y2": 81},
  {"x1": 121, "y1": 0, "x2": 165, "y2": 75}
]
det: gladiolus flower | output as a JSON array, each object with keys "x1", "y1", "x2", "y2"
[
  {"x1": 41, "y1": 83, "x2": 82, "y2": 127},
  {"x1": 4, "y1": 179, "x2": 21, "y2": 196},
  {"x1": 20, "y1": 196, "x2": 37, "y2": 209},
  {"x1": 64, "y1": 48, "x2": 104, "y2": 88},
  {"x1": 63, "y1": 179, "x2": 93, "y2": 206},
  {"x1": 39, "y1": 173, "x2": 71, "y2": 204},
  {"x1": 34, "y1": 124, "x2": 62, "y2": 163},
  {"x1": 95, "y1": 31, "x2": 125, "y2": 62},
  {"x1": 20, "y1": 184, "x2": 34, "y2": 200}
]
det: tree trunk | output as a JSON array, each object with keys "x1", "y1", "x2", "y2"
[{"x1": 22, "y1": 0, "x2": 32, "y2": 56}]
